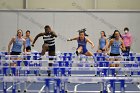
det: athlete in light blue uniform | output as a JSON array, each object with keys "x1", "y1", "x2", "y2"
[
  {"x1": 100, "y1": 38, "x2": 106, "y2": 49},
  {"x1": 11, "y1": 37, "x2": 23, "y2": 53},
  {"x1": 108, "y1": 30, "x2": 125, "y2": 56},
  {"x1": 24, "y1": 30, "x2": 33, "y2": 52},
  {"x1": 108, "y1": 30, "x2": 126, "y2": 66},
  {"x1": 97, "y1": 31, "x2": 108, "y2": 53},
  {"x1": 8, "y1": 29, "x2": 26, "y2": 55},
  {"x1": 67, "y1": 30, "x2": 94, "y2": 56},
  {"x1": 26, "y1": 37, "x2": 30, "y2": 47},
  {"x1": 110, "y1": 39, "x2": 122, "y2": 56}
]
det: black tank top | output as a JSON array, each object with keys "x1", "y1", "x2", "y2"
[{"x1": 43, "y1": 34, "x2": 55, "y2": 46}]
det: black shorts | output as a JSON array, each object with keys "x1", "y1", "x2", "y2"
[
  {"x1": 48, "y1": 45, "x2": 55, "y2": 51},
  {"x1": 99, "y1": 48, "x2": 105, "y2": 51},
  {"x1": 110, "y1": 53, "x2": 120, "y2": 56},
  {"x1": 26, "y1": 46, "x2": 31, "y2": 51},
  {"x1": 48, "y1": 45, "x2": 55, "y2": 60},
  {"x1": 10, "y1": 51, "x2": 21, "y2": 55},
  {"x1": 48, "y1": 45, "x2": 55, "y2": 56}
]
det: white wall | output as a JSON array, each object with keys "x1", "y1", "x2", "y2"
[
  {"x1": 1, "y1": 0, "x2": 140, "y2": 9},
  {"x1": 0, "y1": 0, "x2": 23, "y2": 9},
  {"x1": 28, "y1": 0, "x2": 94, "y2": 9},
  {"x1": 0, "y1": 10, "x2": 140, "y2": 53},
  {"x1": 97, "y1": 0, "x2": 140, "y2": 9}
]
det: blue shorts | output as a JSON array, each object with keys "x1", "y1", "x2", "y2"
[
  {"x1": 77, "y1": 47, "x2": 88, "y2": 54},
  {"x1": 11, "y1": 51, "x2": 21, "y2": 55}
]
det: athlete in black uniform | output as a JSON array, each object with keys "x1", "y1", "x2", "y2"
[
  {"x1": 32, "y1": 25, "x2": 57, "y2": 76},
  {"x1": 32, "y1": 25, "x2": 57, "y2": 60}
]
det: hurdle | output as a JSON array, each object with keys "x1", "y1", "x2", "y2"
[{"x1": 1, "y1": 52, "x2": 140, "y2": 93}]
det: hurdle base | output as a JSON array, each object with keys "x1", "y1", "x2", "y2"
[
  {"x1": 24, "y1": 89, "x2": 27, "y2": 93},
  {"x1": 100, "y1": 90, "x2": 108, "y2": 93},
  {"x1": 47, "y1": 70, "x2": 51, "y2": 76},
  {"x1": 17, "y1": 89, "x2": 21, "y2": 92},
  {"x1": 9, "y1": 73, "x2": 12, "y2": 76}
]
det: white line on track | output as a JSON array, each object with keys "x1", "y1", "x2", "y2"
[{"x1": 38, "y1": 85, "x2": 46, "y2": 93}]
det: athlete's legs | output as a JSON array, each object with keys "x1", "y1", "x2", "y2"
[
  {"x1": 97, "y1": 50, "x2": 102, "y2": 53},
  {"x1": 41, "y1": 43, "x2": 49, "y2": 56},
  {"x1": 48, "y1": 45, "x2": 55, "y2": 60},
  {"x1": 76, "y1": 46, "x2": 83, "y2": 55},
  {"x1": 84, "y1": 51, "x2": 93, "y2": 56}
]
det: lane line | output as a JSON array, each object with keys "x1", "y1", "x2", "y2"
[
  {"x1": 39, "y1": 85, "x2": 46, "y2": 93},
  {"x1": 74, "y1": 84, "x2": 81, "y2": 93}
]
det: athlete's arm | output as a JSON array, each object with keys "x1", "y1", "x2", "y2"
[
  {"x1": 23, "y1": 39, "x2": 26, "y2": 53},
  {"x1": 29, "y1": 36, "x2": 33, "y2": 42},
  {"x1": 32, "y1": 33, "x2": 44, "y2": 46},
  {"x1": 107, "y1": 39, "x2": 113, "y2": 52},
  {"x1": 67, "y1": 37, "x2": 78, "y2": 41},
  {"x1": 86, "y1": 38, "x2": 95, "y2": 48},
  {"x1": 8, "y1": 37, "x2": 15, "y2": 54},
  {"x1": 120, "y1": 39, "x2": 126, "y2": 51},
  {"x1": 104, "y1": 38, "x2": 109, "y2": 49},
  {"x1": 98, "y1": 39, "x2": 100, "y2": 50},
  {"x1": 50, "y1": 31, "x2": 57, "y2": 37}
]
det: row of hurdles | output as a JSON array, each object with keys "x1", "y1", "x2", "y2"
[{"x1": 0, "y1": 52, "x2": 140, "y2": 93}]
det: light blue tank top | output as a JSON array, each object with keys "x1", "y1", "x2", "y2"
[
  {"x1": 99, "y1": 37, "x2": 106, "y2": 49},
  {"x1": 26, "y1": 37, "x2": 30, "y2": 47},
  {"x1": 110, "y1": 39, "x2": 121, "y2": 54},
  {"x1": 11, "y1": 37, "x2": 23, "y2": 52}
]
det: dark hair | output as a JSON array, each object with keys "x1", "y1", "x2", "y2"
[
  {"x1": 101, "y1": 31, "x2": 106, "y2": 37},
  {"x1": 79, "y1": 31, "x2": 88, "y2": 37},
  {"x1": 26, "y1": 30, "x2": 30, "y2": 33},
  {"x1": 17, "y1": 29, "x2": 23, "y2": 36},
  {"x1": 124, "y1": 27, "x2": 129, "y2": 31},
  {"x1": 109, "y1": 30, "x2": 122, "y2": 40},
  {"x1": 44, "y1": 25, "x2": 51, "y2": 29}
]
